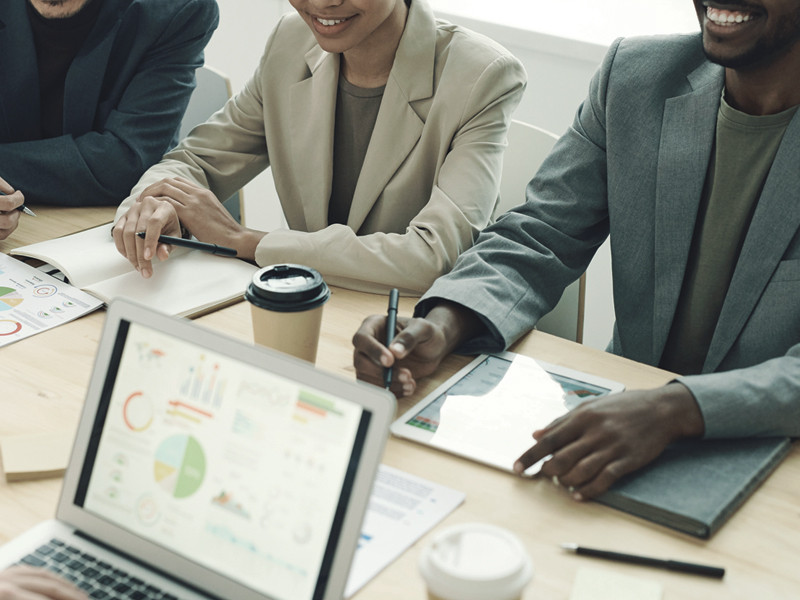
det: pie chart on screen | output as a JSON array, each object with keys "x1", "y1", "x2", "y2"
[
  {"x1": 153, "y1": 434, "x2": 206, "y2": 499},
  {"x1": 0, "y1": 287, "x2": 23, "y2": 311}
]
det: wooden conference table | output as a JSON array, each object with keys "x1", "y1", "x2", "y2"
[{"x1": 1, "y1": 207, "x2": 799, "y2": 599}]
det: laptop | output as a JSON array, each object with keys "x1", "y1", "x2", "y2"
[{"x1": 0, "y1": 299, "x2": 395, "y2": 600}]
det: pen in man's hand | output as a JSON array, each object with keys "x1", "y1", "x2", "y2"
[
  {"x1": 136, "y1": 231, "x2": 237, "y2": 257},
  {"x1": 0, "y1": 191, "x2": 35, "y2": 216},
  {"x1": 561, "y1": 543, "x2": 725, "y2": 578},
  {"x1": 384, "y1": 288, "x2": 399, "y2": 389},
  {"x1": 16, "y1": 205, "x2": 36, "y2": 217}
]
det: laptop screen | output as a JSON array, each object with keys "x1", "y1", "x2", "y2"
[{"x1": 73, "y1": 319, "x2": 370, "y2": 600}]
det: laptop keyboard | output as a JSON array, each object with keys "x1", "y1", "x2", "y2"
[{"x1": 18, "y1": 538, "x2": 182, "y2": 599}]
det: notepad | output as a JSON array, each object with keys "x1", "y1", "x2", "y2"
[
  {"x1": 597, "y1": 437, "x2": 791, "y2": 538},
  {"x1": 570, "y1": 567, "x2": 663, "y2": 600},
  {"x1": 0, "y1": 432, "x2": 73, "y2": 482},
  {"x1": 11, "y1": 224, "x2": 258, "y2": 318}
]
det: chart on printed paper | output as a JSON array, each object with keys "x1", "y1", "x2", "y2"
[{"x1": 0, "y1": 254, "x2": 102, "y2": 347}]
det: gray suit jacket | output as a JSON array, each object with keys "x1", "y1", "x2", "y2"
[
  {"x1": 0, "y1": 0, "x2": 218, "y2": 205},
  {"x1": 420, "y1": 34, "x2": 800, "y2": 439},
  {"x1": 118, "y1": 0, "x2": 525, "y2": 294}
]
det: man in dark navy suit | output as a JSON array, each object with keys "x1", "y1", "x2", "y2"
[{"x1": 0, "y1": 0, "x2": 219, "y2": 240}]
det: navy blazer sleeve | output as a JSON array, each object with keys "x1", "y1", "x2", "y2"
[{"x1": 0, "y1": 0, "x2": 219, "y2": 206}]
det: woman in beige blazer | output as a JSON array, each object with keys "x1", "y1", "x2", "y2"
[{"x1": 113, "y1": 0, "x2": 525, "y2": 294}]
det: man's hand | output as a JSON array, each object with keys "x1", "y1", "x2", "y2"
[
  {"x1": 352, "y1": 302, "x2": 483, "y2": 396},
  {"x1": 0, "y1": 565, "x2": 88, "y2": 599},
  {"x1": 0, "y1": 176, "x2": 24, "y2": 241},
  {"x1": 514, "y1": 382, "x2": 705, "y2": 500}
]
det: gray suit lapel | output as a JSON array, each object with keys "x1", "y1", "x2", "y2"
[
  {"x1": 0, "y1": 2, "x2": 41, "y2": 141},
  {"x1": 289, "y1": 46, "x2": 338, "y2": 232},
  {"x1": 652, "y1": 63, "x2": 723, "y2": 362},
  {"x1": 704, "y1": 112, "x2": 800, "y2": 371}
]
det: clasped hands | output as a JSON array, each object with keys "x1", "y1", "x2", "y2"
[
  {"x1": 353, "y1": 306, "x2": 705, "y2": 500},
  {"x1": 112, "y1": 177, "x2": 263, "y2": 277}
]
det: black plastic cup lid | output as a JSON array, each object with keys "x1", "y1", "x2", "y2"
[{"x1": 245, "y1": 264, "x2": 330, "y2": 312}]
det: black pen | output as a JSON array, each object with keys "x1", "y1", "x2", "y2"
[
  {"x1": 561, "y1": 543, "x2": 725, "y2": 579},
  {"x1": 384, "y1": 288, "x2": 399, "y2": 389},
  {"x1": 136, "y1": 231, "x2": 237, "y2": 257},
  {"x1": 16, "y1": 205, "x2": 36, "y2": 217},
  {"x1": 0, "y1": 191, "x2": 35, "y2": 216}
]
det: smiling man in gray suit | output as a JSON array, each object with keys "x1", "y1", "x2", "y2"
[
  {"x1": 0, "y1": 0, "x2": 218, "y2": 240},
  {"x1": 354, "y1": 0, "x2": 800, "y2": 499}
]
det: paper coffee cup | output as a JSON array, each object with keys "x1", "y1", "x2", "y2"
[
  {"x1": 419, "y1": 523, "x2": 532, "y2": 600},
  {"x1": 245, "y1": 264, "x2": 330, "y2": 363}
]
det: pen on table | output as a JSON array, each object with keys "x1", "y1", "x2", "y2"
[
  {"x1": 561, "y1": 543, "x2": 725, "y2": 579},
  {"x1": 136, "y1": 231, "x2": 237, "y2": 257},
  {"x1": 0, "y1": 191, "x2": 36, "y2": 216},
  {"x1": 384, "y1": 288, "x2": 400, "y2": 389}
]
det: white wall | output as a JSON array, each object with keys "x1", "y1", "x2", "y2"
[
  {"x1": 202, "y1": 0, "x2": 701, "y2": 349},
  {"x1": 203, "y1": 0, "x2": 291, "y2": 230}
]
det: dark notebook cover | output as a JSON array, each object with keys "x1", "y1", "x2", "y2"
[{"x1": 596, "y1": 437, "x2": 792, "y2": 538}]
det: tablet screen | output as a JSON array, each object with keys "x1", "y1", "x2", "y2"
[{"x1": 404, "y1": 354, "x2": 612, "y2": 433}]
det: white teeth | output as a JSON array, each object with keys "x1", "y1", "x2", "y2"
[
  {"x1": 706, "y1": 6, "x2": 753, "y2": 26},
  {"x1": 316, "y1": 17, "x2": 346, "y2": 26}
]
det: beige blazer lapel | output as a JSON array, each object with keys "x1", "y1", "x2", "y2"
[
  {"x1": 289, "y1": 45, "x2": 339, "y2": 232},
  {"x1": 346, "y1": 0, "x2": 436, "y2": 232}
]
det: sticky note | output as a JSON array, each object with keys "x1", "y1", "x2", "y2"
[
  {"x1": 570, "y1": 566, "x2": 663, "y2": 600},
  {"x1": 0, "y1": 432, "x2": 73, "y2": 482}
]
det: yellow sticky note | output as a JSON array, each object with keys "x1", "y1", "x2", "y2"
[
  {"x1": 0, "y1": 432, "x2": 73, "y2": 482},
  {"x1": 570, "y1": 566, "x2": 663, "y2": 600}
]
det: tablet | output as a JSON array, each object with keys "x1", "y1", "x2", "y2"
[{"x1": 391, "y1": 351, "x2": 625, "y2": 472}]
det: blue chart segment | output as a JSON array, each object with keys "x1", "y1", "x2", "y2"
[{"x1": 153, "y1": 435, "x2": 206, "y2": 499}]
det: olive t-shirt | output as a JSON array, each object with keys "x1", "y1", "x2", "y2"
[
  {"x1": 660, "y1": 97, "x2": 798, "y2": 374},
  {"x1": 327, "y1": 75, "x2": 385, "y2": 226}
]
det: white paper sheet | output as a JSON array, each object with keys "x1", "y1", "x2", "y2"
[
  {"x1": 0, "y1": 254, "x2": 102, "y2": 347},
  {"x1": 345, "y1": 465, "x2": 465, "y2": 597}
]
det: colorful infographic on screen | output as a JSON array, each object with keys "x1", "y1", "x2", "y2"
[{"x1": 83, "y1": 323, "x2": 364, "y2": 600}]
